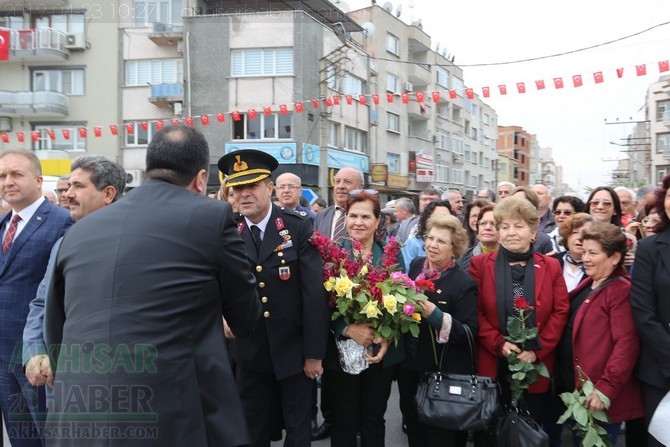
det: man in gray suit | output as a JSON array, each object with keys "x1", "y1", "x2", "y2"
[{"x1": 44, "y1": 126, "x2": 261, "y2": 446}]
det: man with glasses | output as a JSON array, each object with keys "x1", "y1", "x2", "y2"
[
  {"x1": 548, "y1": 196, "x2": 586, "y2": 252},
  {"x1": 476, "y1": 188, "x2": 496, "y2": 203},
  {"x1": 275, "y1": 172, "x2": 315, "y2": 222},
  {"x1": 55, "y1": 175, "x2": 70, "y2": 209}
]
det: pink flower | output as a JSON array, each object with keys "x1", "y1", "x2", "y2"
[
  {"x1": 391, "y1": 271, "x2": 414, "y2": 287},
  {"x1": 403, "y1": 303, "x2": 415, "y2": 316}
]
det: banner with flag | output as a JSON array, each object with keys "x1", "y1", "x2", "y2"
[{"x1": 0, "y1": 29, "x2": 10, "y2": 61}]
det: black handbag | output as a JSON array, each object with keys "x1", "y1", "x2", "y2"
[
  {"x1": 495, "y1": 399, "x2": 549, "y2": 447},
  {"x1": 415, "y1": 324, "x2": 500, "y2": 431}
]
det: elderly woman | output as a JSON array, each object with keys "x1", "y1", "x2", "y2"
[
  {"x1": 547, "y1": 196, "x2": 586, "y2": 253},
  {"x1": 401, "y1": 200, "x2": 452, "y2": 270},
  {"x1": 324, "y1": 189, "x2": 405, "y2": 447},
  {"x1": 464, "y1": 199, "x2": 491, "y2": 248},
  {"x1": 552, "y1": 213, "x2": 595, "y2": 293},
  {"x1": 398, "y1": 214, "x2": 478, "y2": 447},
  {"x1": 469, "y1": 197, "x2": 568, "y2": 427},
  {"x1": 631, "y1": 174, "x2": 670, "y2": 447},
  {"x1": 554, "y1": 222, "x2": 644, "y2": 446},
  {"x1": 458, "y1": 204, "x2": 499, "y2": 271}
]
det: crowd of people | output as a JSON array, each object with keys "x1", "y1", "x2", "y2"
[{"x1": 0, "y1": 126, "x2": 669, "y2": 447}]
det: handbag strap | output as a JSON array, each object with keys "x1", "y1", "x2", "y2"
[{"x1": 434, "y1": 323, "x2": 477, "y2": 376}]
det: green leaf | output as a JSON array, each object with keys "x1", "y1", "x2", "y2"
[
  {"x1": 512, "y1": 371, "x2": 526, "y2": 381},
  {"x1": 557, "y1": 407, "x2": 573, "y2": 424},
  {"x1": 559, "y1": 391, "x2": 576, "y2": 406},
  {"x1": 526, "y1": 327, "x2": 539, "y2": 339},
  {"x1": 582, "y1": 380, "x2": 594, "y2": 397},
  {"x1": 583, "y1": 426, "x2": 600, "y2": 447},
  {"x1": 508, "y1": 359, "x2": 526, "y2": 371},
  {"x1": 380, "y1": 325, "x2": 392, "y2": 339},
  {"x1": 592, "y1": 410, "x2": 611, "y2": 424},
  {"x1": 573, "y1": 403, "x2": 589, "y2": 427},
  {"x1": 506, "y1": 319, "x2": 523, "y2": 340},
  {"x1": 395, "y1": 295, "x2": 407, "y2": 303},
  {"x1": 594, "y1": 389, "x2": 611, "y2": 409},
  {"x1": 409, "y1": 324, "x2": 420, "y2": 337},
  {"x1": 536, "y1": 362, "x2": 550, "y2": 378}
]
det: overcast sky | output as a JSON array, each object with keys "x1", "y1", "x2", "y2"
[{"x1": 343, "y1": 0, "x2": 670, "y2": 191}]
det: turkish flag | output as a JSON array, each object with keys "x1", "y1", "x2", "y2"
[
  {"x1": 498, "y1": 85, "x2": 507, "y2": 95},
  {"x1": 216, "y1": 112, "x2": 225, "y2": 122},
  {"x1": 263, "y1": 106, "x2": 272, "y2": 116},
  {"x1": 61, "y1": 129, "x2": 70, "y2": 140},
  {"x1": 554, "y1": 77, "x2": 564, "y2": 89},
  {"x1": 572, "y1": 75, "x2": 583, "y2": 87},
  {"x1": 16, "y1": 131, "x2": 24, "y2": 142},
  {"x1": 0, "y1": 29, "x2": 10, "y2": 61},
  {"x1": 401, "y1": 93, "x2": 409, "y2": 104},
  {"x1": 232, "y1": 111, "x2": 241, "y2": 121},
  {"x1": 345, "y1": 95, "x2": 353, "y2": 105},
  {"x1": 535, "y1": 80, "x2": 545, "y2": 90},
  {"x1": 247, "y1": 109, "x2": 257, "y2": 119},
  {"x1": 78, "y1": 127, "x2": 87, "y2": 138},
  {"x1": 431, "y1": 91, "x2": 440, "y2": 103},
  {"x1": 93, "y1": 127, "x2": 102, "y2": 137},
  {"x1": 465, "y1": 88, "x2": 474, "y2": 99},
  {"x1": 516, "y1": 83, "x2": 526, "y2": 94},
  {"x1": 170, "y1": 118, "x2": 179, "y2": 126},
  {"x1": 332, "y1": 95, "x2": 340, "y2": 106},
  {"x1": 0, "y1": 133, "x2": 8, "y2": 143},
  {"x1": 449, "y1": 89, "x2": 457, "y2": 99},
  {"x1": 482, "y1": 87, "x2": 490, "y2": 98},
  {"x1": 46, "y1": 129, "x2": 55, "y2": 140},
  {"x1": 372, "y1": 94, "x2": 380, "y2": 105},
  {"x1": 659, "y1": 60, "x2": 669, "y2": 73},
  {"x1": 155, "y1": 120, "x2": 165, "y2": 130},
  {"x1": 358, "y1": 94, "x2": 366, "y2": 105},
  {"x1": 185, "y1": 116, "x2": 194, "y2": 126},
  {"x1": 31, "y1": 131, "x2": 40, "y2": 142},
  {"x1": 616, "y1": 68, "x2": 624, "y2": 78},
  {"x1": 279, "y1": 104, "x2": 288, "y2": 115},
  {"x1": 415, "y1": 92, "x2": 424, "y2": 102},
  {"x1": 295, "y1": 102, "x2": 304, "y2": 112},
  {"x1": 311, "y1": 99, "x2": 319, "y2": 108},
  {"x1": 324, "y1": 97, "x2": 333, "y2": 107},
  {"x1": 125, "y1": 123, "x2": 134, "y2": 134},
  {"x1": 201, "y1": 115, "x2": 210, "y2": 125},
  {"x1": 141, "y1": 121, "x2": 149, "y2": 131},
  {"x1": 110, "y1": 124, "x2": 119, "y2": 136},
  {"x1": 386, "y1": 93, "x2": 394, "y2": 103},
  {"x1": 593, "y1": 71, "x2": 604, "y2": 84},
  {"x1": 636, "y1": 64, "x2": 647, "y2": 76}
]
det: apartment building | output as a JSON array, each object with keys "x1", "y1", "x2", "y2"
[
  {"x1": 497, "y1": 125, "x2": 534, "y2": 186},
  {"x1": 647, "y1": 74, "x2": 670, "y2": 184}
]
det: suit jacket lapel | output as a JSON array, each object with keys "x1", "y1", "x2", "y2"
[
  {"x1": 257, "y1": 207, "x2": 284, "y2": 261},
  {"x1": 1, "y1": 201, "x2": 50, "y2": 268},
  {"x1": 237, "y1": 220, "x2": 259, "y2": 263}
]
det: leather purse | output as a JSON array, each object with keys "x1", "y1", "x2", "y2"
[
  {"x1": 415, "y1": 325, "x2": 500, "y2": 431},
  {"x1": 496, "y1": 399, "x2": 549, "y2": 447}
]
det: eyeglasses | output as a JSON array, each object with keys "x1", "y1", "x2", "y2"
[
  {"x1": 349, "y1": 189, "x2": 379, "y2": 196},
  {"x1": 276, "y1": 185, "x2": 301, "y2": 190},
  {"x1": 478, "y1": 220, "x2": 496, "y2": 228},
  {"x1": 589, "y1": 200, "x2": 613, "y2": 208},
  {"x1": 642, "y1": 217, "x2": 660, "y2": 225},
  {"x1": 553, "y1": 210, "x2": 573, "y2": 216}
]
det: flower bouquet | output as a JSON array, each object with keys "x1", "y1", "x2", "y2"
[
  {"x1": 310, "y1": 232, "x2": 431, "y2": 374},
  {"x1": 505, "y1": 297, "x2": 550, "y2": 401}
]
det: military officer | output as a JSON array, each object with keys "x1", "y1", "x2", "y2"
[{"x1": 219, "y1": 149, "x2": 329, "y2": 447}]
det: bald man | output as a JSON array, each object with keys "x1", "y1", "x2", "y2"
[{"x1": 276, "y1": 172, "x2": 315, "y2": 221}]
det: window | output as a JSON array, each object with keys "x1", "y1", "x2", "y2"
[
  {"x1": 386, "y1": 33, "x2": 399, "y2": 56},
  {"x1": 482, "y1": 113, "x2": 491, "y2": 126},
  {"x1": 125, "y1": 120, "x2": 163, "y2": 146},
  {"x1": 134, "y1": 0, "x2": 171, "y2": 26},
  {"x1": 435, "y1": 131, "x2": 449, "y2": 150},
  {"x1": 231, "y1": 48, "x2": 293, "y2": 77},
  {"x1": 233, "y1": 113, "x2": 292, "y2": 140},
  {"x1": 452, "y1": 77, "x2": 464, "y2": 96},
  {"x1": 437, "y1": 105, "x2": 449, "y2": 118},
  {"x1": 452, "y1": 169, "x2": 464, "y2": 184},
  {"x1": 33, "y1": 13, "x2": 85, "y2": 34},
  {"x1": 33, "y1": 69, "x2": 85, "y2": 95},
  {"x1": 658, "y1": 100, "x2": 670, "y2": 122},
  {"x1": 125, "y1": 59, "x2": 183, "y2": 86},
  {"x1": 387, "y1": 112, "x2": 400, "y2": 133},
  {"x1": 436, "y1": 67, "x2": 449, "y2": 88},
  {"x1": 327, "y1": 122, "x2": 339, "y2": 147},
  {"x1": 386, "y1": 73, "x2": 399, "y2": 93},
  {"x1": 658, "y1": 133, "x2": 670, "y2": 155},
  {"x1": 452, "y1": 136, "x2": 464, "y2": 155},
  {"x1": 34, "y1": 124, "x2": 86, "y2": 151},
  {"x1": 342, "y1": 74, "x2": 364, "y2": 96},
  {"x1": 435, "y1": 159, "x2": 449, "y2": 182},
  {"x1": 344, "y1": 127, "x2": 367, "y2": 153},
  {"x1": 387, "y1": 153, "x2": 400, "y2": 173},
  {"x1": 0, "y1": 16, "x2": 23, "y2": 31}
]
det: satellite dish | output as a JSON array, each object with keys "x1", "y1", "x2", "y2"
[
  {"x1": 383, "y1": 2, "x2": 393, "y2": 12},
  {"x1": 435, "y1": 42, "x2": 441, "y2": 52},
  {"x1": 441, "y1": 48, "x2": 448, "y2": 57},
  {"x1": 413, "y1": 18, "x2": 422, "y2": 29},
  {"x1": 395, "y1": 4, "x2": 403, "y2": 17},
  {"x1": 362, "y1": 21, "x2": 376, "y2": 38},
  {"x1": 333, "y1": 22, "x2": 347, "y2": 45}
]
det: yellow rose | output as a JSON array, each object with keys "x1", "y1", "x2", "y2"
[
  {"x1": 360, "y1": 264, "x2": 368, "y2": 276},
  {"x1": 411, "y1": 312, "x2": 422, "y2": 321},
  {"x1": 361, "y1": 300, "x2": 382, "y2": 319},
  {"x1": 383, "y1": 294, "x2": 398, "y2": 315},
  {"x1": 324, "y1": 278, "x2": 336, "y2": 292},
  {"x1": 334, "y1": 274, "x2": 356, "y2": 298}
]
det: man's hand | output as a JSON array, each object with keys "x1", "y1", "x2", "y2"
[
  {"x1": 303, "y1": 358, "x2": 323, "y2": 379},
  {"x1": 223, "y1": 317, "x2": 236, "y2": 339},
  {"x1": 26, "y1": 354, "x2": 52, "y2": 387},
  {"x1": 500, "y1": 341, "x2": 521, "y2": 358},
  {"x1": 343, "y1": 323, "x2": 374, "y2": 347}
]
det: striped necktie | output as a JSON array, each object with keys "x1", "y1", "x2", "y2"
[
  {"x1": 332, "y1": 208, "x2": 346, "y2": 243},
  {"x1": 2, "y1": 214, "x2": 21, "y2": 254}
]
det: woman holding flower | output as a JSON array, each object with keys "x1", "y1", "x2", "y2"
[
  {"x1": 468, "y1": 197, "x2": 569, "y2": 432},
  {"x1": 323, "y1": 189, "x2": 406, "y2": 447},
  {"x1": 398, "y1": 214, "x2": 478, "y2": 447}
]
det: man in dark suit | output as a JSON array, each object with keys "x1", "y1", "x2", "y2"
[
  {"x1": 0, "y1": 148, "x2": 73, "y2": 447},
  {"x1": 44, "y1": 126, "x2": 261, "y2": 446},
  {"x1": 219, "y1": 149, "x2": 329, "y2": 447}
]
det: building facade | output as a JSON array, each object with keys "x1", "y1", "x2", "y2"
[{"x1": 497, "y1": 125, "x2": 534, "y2": 186}]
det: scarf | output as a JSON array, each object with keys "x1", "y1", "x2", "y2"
[
  {"x1": 495, "y1": 245, "x2": 541, "y2": 351},
  {"x1": 564, "y1": 252, "x2": 584, "y2": 268}
]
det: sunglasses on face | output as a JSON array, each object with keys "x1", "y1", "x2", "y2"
[{"x1": 589, "y1": 201, "x2": 613, "y2": 208}]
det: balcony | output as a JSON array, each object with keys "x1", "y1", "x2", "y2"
[
  {"x1": 148, "y1": 83, "x2": 184, "y2": 106},
  {"x1": 2, "y1": 28, "x2": 69, "y2": 62},
  {"x1": 0, "y1": 91, "x2": 69, "y2": 117},
  {"x1": 407, "y1": 101, "x2": 430, "y2": 120},
  {"x1": 407, "y1": 62, "x2": 431, "y2": 86},
  {"x1": 148, "y1": 23, "x2": 184, "y2": 45}
]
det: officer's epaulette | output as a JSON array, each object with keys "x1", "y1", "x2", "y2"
[{"x1": 279, "y1": 206, "x2": 308, "y2": 219}]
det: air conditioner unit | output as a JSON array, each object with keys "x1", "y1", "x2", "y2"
[
  {"x1": 152, "y1": 22, "x2": 172, "y2": 33},
  {"x1": 176, "y1": 41, "x2": 184, "y2": 54},
  {"x1": 64, "y1": 33, "x2": 86, "y2": 50},
  {"x1": 403, "y1": 81, "x2": 413, "y2": 92},
  {"x1": 173, "y1": 102, "x2": 183, "y2": 116},
  {"x1": 452, "y1": 153, "x2": 462, "y2": 162},
  {"x1": 125, "y1": 169, "x2": 145, "y2": 188}
]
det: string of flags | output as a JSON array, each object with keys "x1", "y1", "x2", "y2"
[{"x1": 1, "y1": 59, "x2": 668, "y2": 145}]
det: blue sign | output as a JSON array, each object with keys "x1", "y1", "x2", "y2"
[
  {"x1": 301, "y1": 188, "x2": 319, "y2": 204},
  {"x1": 225, "y1": 142, "x2": 297, "y2": 164},
  {"x1": 327, "y1": 148, "x2": 370, "y2": 173},
  {"x1": 302, "y1": 143, "x2": 320, "y2": 166}
]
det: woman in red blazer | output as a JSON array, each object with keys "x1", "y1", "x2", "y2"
[{"x1": 469, "y1": 197, "x2": 569, "y2": 426}]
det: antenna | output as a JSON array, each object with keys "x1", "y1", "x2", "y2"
[
  {"x1": 395, "y1": 4, "x2": 403, "y2": 17},
  {"x1": 412, "y1": 18, "x2": 422, "y2": 29},
  {"x1": 383, "y1": 2, "x2": 393, "y2": 13},
  {"x1": 362, "y1": 22, "x2": 376, "y2": 38}
]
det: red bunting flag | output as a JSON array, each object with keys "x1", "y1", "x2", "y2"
[
  {"x1": 110, "y1": 124, "x2": 119, "y2": 136},
  {"x1": 16, "y1": 131, "x2": 24, "y2": 142},
  {"x1": 448, "y1": 89, "x2": 456, "y2": 99},
  {"x1": 345, "y1": 95, "x2": 353, "y2": 105},
  {"x1": 332, "y1": 95, "x2": 340, "y2": 106},
  {"x1": 535, "y1": 80, "x2": 545, "y2": 90},
  {"x1": 516, "y1": 83, "x2": 526, "y2": 94},
  {"x1": 93, "y1": 127, "x2": 102, "y2": 137},
  {"x1": 482, "y1": 87, "x2": 490, "y2": 98},
  {"x1": 279, "y1": 104, "x2": 288, "y2": 115},
  {"x1": 216, "y1": 112, "x2": 225, "y2": 122},
  {"x1": 415, "y1": 92, "x2": 425, "y2": 102},
  {"x1": 295, "y1": 102, "x2": 304, "y2": 112},
  {"x1": 125, "y1": 123, "x2": 134, "y2": 134},
  {"x1": 616, "y1": 68, "x2": 624, "y2": 78},
  {"x1": 31, "y1": 131, "x2": 40, "y2": 142},
  {"x1": 201, "y1": 115, "x2": 210, "y2": 125},
  {"x1": 185, "y1": 116, "x2": 194, "y2": 126},
  {"x1": 498, "y1": 85, "x2": 507, "y2": 95},
  {"x1": 311, "y1": 99, "x2": 319, "y2": 108},
  {"x1": 78, "y1": 127, "x2": 87, "y2": 138},
  {"x1": 0, "y1": 29, "x2": 9, "y2": 61},
  {"x1": 593, "y1": 71, "x2": 604, "y2": 84},
  {"x1": 554, "y1": 78, "x2": 564, "y2": 89},
  {"x1": 372, "y1": 94, "x2": 380, "y2": 105},
  {"x1": 659, "y1": 60, "x2": 669, "y2": 73},
  {"x1": 324, "y1": 97, "x2": 333, "y2": 107},
  {"x1": 232, "y1": 111, "x2": 241, "y2": 121},
  {"x1": 401, "y1": 93, "x2": 409, "y2": 104},
  {"x1": 263, "y1": 106, "x2": 272, "y2": 116},
  {"x1": 46, "y1": 129, "x2": 55, "y2": 140},
  {"x1": 0, "y1": 133, "x2": 8, "y2": 143},
  {"x1": 61, "y1": 129, "x2": 70, "y2": 140},
  {"x1": 358, "y1": 94, "x2": 366, "y2": 105},
  {"x1": 465, "y1": 88, "x2": 474, "y2": 99},
  {"x1": 636, "y1": 64, "x2": 647, "y2": 76},
  {"x1": 156, "y1": 120, "x2": 164, "y2": 130},
  {"x1": 171, "y1": 118, "x2": 180, "y2": 126},
  {"x1": 141, "y1": 121, "x2": 149, "y2": 131},
  {"x1": 386, "y1": 93, "x2": 394, "y2": 103},
  {"x1": 572, "y1": 75, "x2": 583, "y2": 87},
  {"x1": 247, "y1": 109, "x2": 257, "y2": 119},
  {"x1": 431, "y1": 91, "x2": 440, "y2": 103}
]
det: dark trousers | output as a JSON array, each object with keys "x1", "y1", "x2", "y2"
[
  {"x1": 236, "y1": 366, "x2": 312, "y2": 447},
  {"x1": 0, "y1": 360, "x2": 45, "y2": 447},
  {"x1": 642, "y1": 382, "x2": 666, "y2": 447},
  {"x1": 328, "y1": 363, "x2": 396, "y2": 447}
]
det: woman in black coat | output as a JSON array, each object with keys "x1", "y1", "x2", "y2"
[{"x1": 397, "y1": 214, "x2": 479, "y2": 447}]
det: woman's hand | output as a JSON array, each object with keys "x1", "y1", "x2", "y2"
[
  {"x1": 517, "y1": 350, "x2": 538, "y2": 363},
  {"x1": 344, "y1": 323, "x2": 375, "y2": 347},
  {"x1": 501, "y1": 341, "x2": 521, "y2": 358},
  {"x1": 365, "y1": 338, "x2": 390, "y2": 364},
  {"x1": 625, "y1": 221, "x2": 641, "y2": 235},
  {"x1": 584, "y1": 391, "x2": 606, "y2": 413},
  {"x1": 624, "y1": 251, "x2": 635, "y2": 267},
  {"x1": 420, "y1": 300, "x2": 436, "y2": 318}
]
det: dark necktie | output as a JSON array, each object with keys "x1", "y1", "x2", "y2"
[
  {"x1": 332, "y1": 208, "x2": 346, "y2": 243},
  {"x1": 2, "y1": 214, "x2": 21, "y2": 254},
  {"x1": 251, "y1": 225, "x2": 262, "y2": 254}
]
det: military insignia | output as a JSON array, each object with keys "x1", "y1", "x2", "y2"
[
  {"x1": 233, "y1": 155, "x2": 248, "y2": 172},
  {"x1": 237, "y1": 221, "x2": 245, "y2": 234},
  {"x1": 275, "y1": 240, "x2": 293, "y2": 251},
  {"x1": 279, "y1": 266, "x2": 291, "y2": 280},
  {"x1": 279, "y1": 229, "x2": 289, "y2": 236},
  {"x1": 275, "y1": 217, "x2": 285, "y2": 231},
  {"x1": 299, "y1": 211, "x2": 307, "y2": 217}
]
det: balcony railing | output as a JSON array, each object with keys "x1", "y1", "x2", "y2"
[
  {"x1": 0, "y1": 90, "x2": 69, "y2": 117},
  {"x1": 148, "y1": 83, "x2": 184, "y2": 106},
  {"x1": 1, "y1": 27, "x2": 69, "y2": 61}
]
